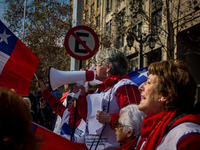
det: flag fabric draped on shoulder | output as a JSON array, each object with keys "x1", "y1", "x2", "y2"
[
  {"x1": 127, "y1": 66, "x2": 148, "y2": 87},
  {"x1": 32, "y1": 122, "x2": 82, "y2": 150},
  {"x1": 0, "y1": 20, "x2": 40, "y2": 96}
]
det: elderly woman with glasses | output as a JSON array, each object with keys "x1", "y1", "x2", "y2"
[
  {"x1": 73, "y1": 48, "x2": 141, "y2": 149},
  {"x1": 115, "y1": 104, "x2": 145, "y2": 150},
  {"x1": 135, "y1": 60, "x2": 200, "y2": 150}
]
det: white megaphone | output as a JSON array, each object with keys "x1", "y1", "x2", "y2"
[{"x1": 48, "y1": 67, "x2": 94, "y2": 91}]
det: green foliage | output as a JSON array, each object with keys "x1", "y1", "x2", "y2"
[{"x1": 3, "y1": 0, "x2": 73, "y2": 94}]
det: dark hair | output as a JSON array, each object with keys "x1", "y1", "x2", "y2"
[
  {"x1": 0, "y1": 87, "x2": 43, "y2": 150},
  {"x1": 148, "y1": 60, "x2": 197, "y2": 112}
]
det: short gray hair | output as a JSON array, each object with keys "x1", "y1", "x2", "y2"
[
  {"x1": 95, "y1": 48, "x2": 128, "y2": 76},
  {"x1": 119, "y1": 104, "x2": 145, "y2": 137}
]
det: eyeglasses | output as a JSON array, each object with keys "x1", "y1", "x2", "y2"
[
  {"x1": 95, "y1": 59, "x2": 107, "y2": 67},
  {"x1": 95, "y1": 62, "x2": 103, "y2": 67},
  {"x1": 114, "y1": 121, "x2": 131, "y2": 129}
]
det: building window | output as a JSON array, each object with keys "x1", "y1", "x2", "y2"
[
  {"x1": 106, "y1": 0, "x2": 112, "y2": 13},
  {"x1": 91, "y1": 3, "x2": 94, "y2": 15},
  {"x1": 96, "y1": 15, "x2": 100, "y2": 26},
  {"x1": 146, "y1": 48, "x2": 161, "y2": 65},
  {"x1": 117, "y1": 36, "x2": 121, "y2": 49},
  {"x1": 130, "y1": 58, "x2": 139, "y2": 71},
  {"x1": 117, "y1": 35, "x2": 124, "y2": 48},
  {"x1": 106, "y1": 22, "x2": 109, "y2": 32},
  {"x1": 97, "y1": 0, "x2": 101, "y2": 8},
  {"x1": 138, "y1": 22, "x2": 142, "y2": 37},
  {"x1": 86, "y1": 0, "x2": 89, "y2": 5},
  {"x1": 85, "y1": 10, "x2": 88, "y2": 21},
  {"x1": 151, "y1": 8, "x2": 162, "y2": 33}
]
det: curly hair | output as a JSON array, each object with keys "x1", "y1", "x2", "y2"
[
  {"x1": 0, "y1": 87, "x2": 43, "y2": 150},
  {"x1": 148, "y1": 60, "x2": 197, "y2": 112}
]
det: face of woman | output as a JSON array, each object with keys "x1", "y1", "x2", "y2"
[
  {"x1": 94, "y1": 62, "x2": 109, "y2": 82},
  {"x1": 115, "y1": 119, "x2": 130, "y2": 145},
  {"x1": 138, "y1": 74, "x2": 165, "y2": 116}
]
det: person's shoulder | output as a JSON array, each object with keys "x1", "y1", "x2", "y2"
[
  {"x1": 157, "y1": 122, "x2": 200, "y2": 150},
  {"x1": 115, "y1": 78, "x2": 138, "y2": 89}
]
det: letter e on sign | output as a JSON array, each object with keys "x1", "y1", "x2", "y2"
[{"x1": 64, "y1": 26, "x2": 99, "y2": 60}]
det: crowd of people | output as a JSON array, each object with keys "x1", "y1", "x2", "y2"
[{"x1": 1, "y1": 47, "x2": 200, "y2": 150}]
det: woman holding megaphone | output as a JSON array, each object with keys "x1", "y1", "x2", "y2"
[{"x1": 73, "y1": 48, "x2": 141, "y2": 150}]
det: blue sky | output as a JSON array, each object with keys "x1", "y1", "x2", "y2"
[{"x1": 0, "y1": 0, "x2": 6, "y2": 22}]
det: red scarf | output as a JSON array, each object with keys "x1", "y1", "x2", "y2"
[
  {"x1": 136, "y1": 110, "x2": 200, "y2": 150},
  {"x1": 117, "y1": 137, "x2": 139, "y2": 150},
  {"x1": 97, "y1": 75, "x2": 125, "y2": 92},
  {"x1": 136, "y1": 110, "x2": 177, "y2": 150}
]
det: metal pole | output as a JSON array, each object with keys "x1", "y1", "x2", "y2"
[
  {"x1": 22, "y1": 0, "x2": 27, "y2": 42},
  {"x1": 71, "y1": 0, "x2": 83, "y2": 71}
]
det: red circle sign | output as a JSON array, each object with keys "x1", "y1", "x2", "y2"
[{"x1": 64, "y1": 26, "x2": 99, "y2": 60}]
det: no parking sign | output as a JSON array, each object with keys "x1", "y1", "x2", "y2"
[{"x1": 64, "y1": 26, "x2": 99, "y2": 60}]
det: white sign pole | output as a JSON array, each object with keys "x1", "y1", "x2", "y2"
[{"x1": 71, "y1": 0, "x2": 83, "y2": 71}]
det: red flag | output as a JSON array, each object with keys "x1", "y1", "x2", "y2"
[
  {"x1": 0, "y1": 20, "x2": 40, "y2": 96},
  {"x1": 32, "y1": 122, "x2": 83, "y2": 150}
]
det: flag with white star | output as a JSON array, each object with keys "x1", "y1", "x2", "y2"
[
  {"x1": 127, "y1": 66, "x2": 148, "y2": 87},
  {"x1": 0, "y1": 20, "x2": 40, "y2": 96}
]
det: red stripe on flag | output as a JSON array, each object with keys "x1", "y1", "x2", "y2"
[
  {"x1": 0, "y1": 39, "x2": 40, "y2": 96},
  {"x1": 34, "y1": 123, "x2": 82, "y2": 150}
]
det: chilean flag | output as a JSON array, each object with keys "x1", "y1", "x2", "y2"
[
  {"x1": 127, "y1": 66, "x2": 148, "y2": 87},
  {"x1": 0, "y1": 20, "x2": 40, "y2": 96},
  {"x1": 32, "y1": 122, "x2": 82, "y2": 150}
]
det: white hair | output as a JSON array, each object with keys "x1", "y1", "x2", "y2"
[{"x1": 119, "y1": 104, "x2": 145, "y2": 137}]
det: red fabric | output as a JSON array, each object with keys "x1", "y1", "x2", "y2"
[
  {"x1": 42, "y1": 90, "x2": 82, "y2": 131},
  {"x1": 177, "y1": 134, "x2": 200, "y2": 150},
  {"x1": 136, "y1": 111, "x2": 200, "y2": 150},
  {"x1": 117, "y1": 137, "x2": 139, "y2": 150},
  {"x1": 136, "y1": 110, "x2": 177, "y2": 150},
  {"x1": 172, "y1": 114, "x2": 200, "y2": 150},
  {"x1": 33, "y1": 122, "x2": 83, "y2": 150},
  {"x1": 60, "y1": 91, "x2": 69, "y2": 103},
  {"x1": 77, "y1": 143, "x2": 88, "y2": 150},
  {"x1": 77, "y1": 95, "x2": 88, "y2": 122},
  {"x1": 42, "y1": 89, "x2": 66, "y2": 117},
  {"x1": 77, "y1": 75, "x2": 141, "y2": 129},
  {"x1": 0, "y1": 40, "x2": 39, "y2": 96},
  {"x1": 170, "y1": 114, "x2": 200, "y2": 129},
  {"x1": 69, "y1": 105, "x2": 82, "y2": 130}
]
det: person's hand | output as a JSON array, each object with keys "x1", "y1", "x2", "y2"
[
  {"x1": 96, "y1": 110, "x2": 111, "y2": 124},
  {"x1": 73, "y1": 83, "x2": 86, "y2": 97},
  {"x1": 36, "y1": 80, "x2": 46, "y2": 93}
]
